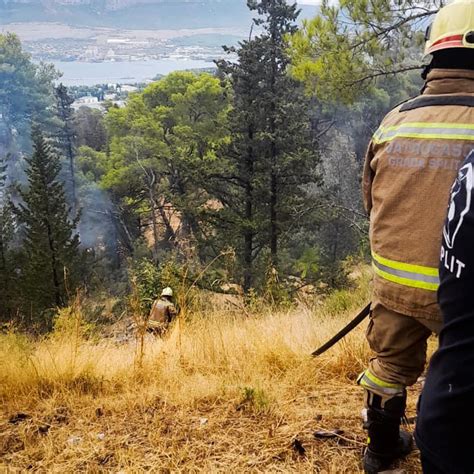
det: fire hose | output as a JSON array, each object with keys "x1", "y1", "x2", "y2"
[{"x1": 311, "y1": 302, "x2": 371, "y2": 357}]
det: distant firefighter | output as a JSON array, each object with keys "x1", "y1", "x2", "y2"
[{"x1": 147, "y1": 287, "x2": 177, "y2": 336}]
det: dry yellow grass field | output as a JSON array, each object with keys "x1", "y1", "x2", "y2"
[{"x1": 0, "y1": 270, "x2": 428, "y2": 472}]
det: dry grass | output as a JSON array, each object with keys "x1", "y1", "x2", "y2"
[{"x1": 0, "y1": 270, "x2": 426, "y2": 472}]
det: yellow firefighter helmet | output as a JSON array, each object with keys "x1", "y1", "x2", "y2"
[{"x1": 425, "y1": 0, "x2": 474, "y2": 56}]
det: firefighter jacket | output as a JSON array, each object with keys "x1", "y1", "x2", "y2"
[
  {"x1": 363, "y1": 69, "x2": 474, "y2": 321},
  {"x1": 149, "y1": 298, "x2": 177, "y2": 326}
]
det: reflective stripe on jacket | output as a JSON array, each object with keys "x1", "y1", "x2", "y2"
[
  {"x1": 363, "y1": 69, "x2": 474, "y2": 320},
  {"x1": 372, "y1": 252, "x2": 440, "y2": 292}
]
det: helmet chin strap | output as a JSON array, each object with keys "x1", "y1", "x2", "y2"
[
  {"x1": 420, "y1": 60, "x2": 433, "y2": 94},
  {"x1": 421, "y1": 62, "x2": 432, "y2": 81}
]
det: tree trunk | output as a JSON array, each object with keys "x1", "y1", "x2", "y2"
[
  {"x1": 148, "y1": 187, "x2": 160, "y2": 261},
  {"x1": 157, "y1": 199, "x2": 176, "y2": 248},
  {"x1": 243, "y1": 126, "x2": 254, "y2": 292},
  {"x1": 269, "y1": 26, "x2": 279, "y2": 267},
  {"x1": 66, "y1": 133, "x2": 77, "y2": 214},
  {"x1": 46, "y1": 219, "x2": 62, "y2": 307},
  {"x1": 113, "y1": 210, "x2": 135, "y2": 255},
  {"x1": 270, "y1": 169, "x2": 278, "y2": 265}
]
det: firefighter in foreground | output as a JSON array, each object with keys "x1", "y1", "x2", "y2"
[
  {"x1": 358, "y1": 1, "x2": 474, "y2": 471},
  {"x1": 148, "y1": 287, "x2": 177, "y2": 336}
]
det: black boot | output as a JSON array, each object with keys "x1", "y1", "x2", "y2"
[{"x1": 363, "y1": 391, "x2": 413, "y2": 473}]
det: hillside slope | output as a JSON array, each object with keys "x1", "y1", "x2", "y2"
[{"x1": 0, "y1": 273, "x2": 427, "y2": 472}]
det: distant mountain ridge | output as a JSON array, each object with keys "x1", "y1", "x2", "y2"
[
  {"x1": 1, "y1": 0, "x2": 235, "y2": 11},
  {"x1": 0, "y1": 0, "x2": 317, "y2": 30}
]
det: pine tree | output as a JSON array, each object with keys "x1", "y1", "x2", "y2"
[
  {"x1": 287, "y1": 0, "x2": 430, "y2": 102},
  {"x1": 0, "y1": 155, "x2": 16, "y2": 320},
  {"x1": 217, "y1": 0, "x2": 319, "y2": 291},
  {"x1": 16, "y1": 130, "x2": 80, "y2": 324},
  {"x1": 55, "y1": 83, "x2": 77, "y2": 212}
]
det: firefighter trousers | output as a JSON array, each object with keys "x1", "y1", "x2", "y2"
[{"x1": 366, "y1": 302, "x2": 442, "y2": 387}]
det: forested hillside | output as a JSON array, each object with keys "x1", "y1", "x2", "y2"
[{"x1": 0, "y1": 0, "x2": 430, "y2": 330}]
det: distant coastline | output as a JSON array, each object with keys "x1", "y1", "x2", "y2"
[{"x1": 1, "y1": 2, "x2": 317, "y2": 86}]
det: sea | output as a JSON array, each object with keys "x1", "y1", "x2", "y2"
[{"x1": 51, "y1": 58, "x2": 218, "y2": 86}]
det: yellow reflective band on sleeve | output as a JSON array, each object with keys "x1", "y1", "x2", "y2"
[
  {"x1": 372, "y1": 264, "x2": 439, "y2": 291},
  {"x1": 372, "y1": 252, "x2": 440, "y2": 292},
  {"x1": 373, "y1": 122, "x2": 474, "y2": 144},
  {"x1": 372, "y1": 251, "x2": 439, "y2": 277}
]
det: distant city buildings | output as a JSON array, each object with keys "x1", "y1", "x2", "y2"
[
  {"x1": 119, "y1": 84, "x2": 138, "y2": 93},
  {"x1": 71, "y1": 95, "x2": 102, "y2": 110},
  {"x1": 24, "y1": 34, "x2": 225, "y2": 64},
  {"x1": 71, "y1": 83, "x2": 141, "y2": 111}
]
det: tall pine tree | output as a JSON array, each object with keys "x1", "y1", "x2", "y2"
[
  {"x1": 16, "y1": 130, "x2": 80, "y2": 325},
  {"x1": 217, "y1": 0, "x2": 320, "y2": 291},
  {"x1": 55, "y1": 83, "x2": 77, "y2": 212}
]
